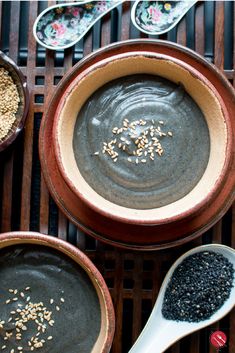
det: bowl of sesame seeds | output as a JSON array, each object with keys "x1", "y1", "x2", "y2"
[
  {"x1": 0, "y1": 231, "x2": 115, "y2": 353},
  {"x1": 40, "y1": 39, "x2": 235, "y2": 249},
  {"x1": 0, "y1": 50, "x2": 29, "y2": 152}
]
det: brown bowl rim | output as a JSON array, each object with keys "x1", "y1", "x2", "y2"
[
  {"x1": 0, "y1": 231, "x2": 115, "y2": 353},
  {"x1": 52, "y1": 50, "x2": 232, "y2": 226},
  {"x1": 0, "y1": 50, "x2": 29, "y2": 152}
]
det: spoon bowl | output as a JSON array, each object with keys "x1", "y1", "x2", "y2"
[
  {"x1": 33, "y1": 1, "x2": 123, "y2": 51},
  {"x1": 129, "y1": 244, "x2": 235, "y2": 353},
  {"x1": 131, "y1": 0, "x2": 197, "y2": 36}
]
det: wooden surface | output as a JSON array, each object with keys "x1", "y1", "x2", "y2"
[{"x1": 0, "y1": 1, "x2": 234, "y2": 352}]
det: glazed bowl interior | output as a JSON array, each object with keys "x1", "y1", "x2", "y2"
[
  {"x1": 0, "y1": 51, "x2": 28, "y2": 152},
  {"x1": 0, "y1": 233, "x2": 114, "y2": 353},
  {"x1": 54, "y1": 52, "x2": 228, "y2": 223}
]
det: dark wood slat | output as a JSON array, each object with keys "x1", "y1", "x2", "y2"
[
  {"x1": 1, "y1": 1, "x2": 21, "y2": 233},
  {"x1": 1, "y1": 154, "x2": 13, "y2": 232},
  {"x1": 58, "y1": 210, "x2": 67, "y2": 241},
  {"x1": 195, "y1": 2, "x2": 205, "y2": 56},
  {"x1": 177, "y1": 18, "x2": 187, "y2": 46},
  {"x1": 111, "y1": 252, "x2": 124, "y2": 353},
  {"x1": 121, "y1": 2, "x2": 131, "y2": 41},
  {"x1": 214, "y1": 1, "x2": 225, "y2": 70},
  {"x1": 132, "y1": 256, "x2": 143, "y2": 342},
  {"x1": 20, "y1": 1, "x2": 37, "y2": 230}
]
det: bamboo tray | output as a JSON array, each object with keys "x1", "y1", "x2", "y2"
[{"x1": 0, "y1": 1, "x2": 234, "y2": 352}]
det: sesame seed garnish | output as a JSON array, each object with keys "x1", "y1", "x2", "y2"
[
  {"x1": 1, "y1": 288, "x2": 62, "y2": 352},
  {"x1": 47, "y1": 336, "x2": 53, "y2": 340},
  {"x1": 99, "y1": 118, "x2": 173, "y2": 165}
]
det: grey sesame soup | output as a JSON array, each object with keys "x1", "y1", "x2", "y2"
[
  {"x1": 0, "y1": 245, "x2": 101, "y2": 353},
  {"x1": 73, "y1": 74, "x2": 210, "y2": 209}
]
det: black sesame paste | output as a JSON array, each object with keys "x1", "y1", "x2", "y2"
[
  {"x1": 73, "y1": 74, "x2": 210, "y2": 209},
  {"x1": 0, "y1": 245, "x2": 101, "y2": 353}
]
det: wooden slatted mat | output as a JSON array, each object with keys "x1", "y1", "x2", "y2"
[{"x1": 0, "y1": 1, "x2": 234, "y2": 352}]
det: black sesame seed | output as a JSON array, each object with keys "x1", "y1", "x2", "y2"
[{"x1": 162, "y1": 251, "x2": 234, "y2": 322}]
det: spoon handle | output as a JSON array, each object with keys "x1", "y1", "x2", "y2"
[{"x1": 128, "y1": 316, "x2": 177, "y2": 353}]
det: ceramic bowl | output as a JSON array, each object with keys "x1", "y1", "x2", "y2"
[
  {"x1": 40, "y1": 40, "x2": 235, "y2": 249},
  {"x1": 0, "y1": 51, "x2": 29, "y2": 152},
  {"x1": 0, "y1": 231, "x2": 115, "y2": 353}
]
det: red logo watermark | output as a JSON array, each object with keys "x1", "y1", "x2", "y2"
[{"x1": 210, "y1": 331, "x2": 227, "y2": 349}]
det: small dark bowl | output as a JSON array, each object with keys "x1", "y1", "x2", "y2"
[{"x1": 0, "y1": 51, "x2": 29, "y2": 152}]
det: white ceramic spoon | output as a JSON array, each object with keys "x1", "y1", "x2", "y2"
[
  {"x1": 33, "y1": 0, "x2": 123, "y2": 51},
  {"x1": 129, "y1": 244, "x2": 235, "y2": 353},
  {"x1": 131, "y1": 0, "x2": 197, "y2": 36}
]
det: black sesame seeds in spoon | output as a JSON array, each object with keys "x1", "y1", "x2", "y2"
[
  {"x1": 129, "y1": 245, "x2": 235, "y2": 353},
  {"x1": 162, "y1": 251, "x2": 234, "y2": 322}
]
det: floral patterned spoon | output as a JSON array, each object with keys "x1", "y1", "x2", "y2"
[
  {"x1": 33, "y1": 0, "x2": 123, "y2": 50},
  {"x1": 131, "y1": 0, "x2": 197, "y2": 36}
]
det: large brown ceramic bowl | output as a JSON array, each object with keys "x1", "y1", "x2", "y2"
[
  {"x1": 39, "y1": 40, "x2": 235, "y2": 250},
  {"x1": 0, "y1": 232, "x2": 115, "y2": 353},
  {"x1": 0, "y1": 51, "x2": 29, "y2": 152}
]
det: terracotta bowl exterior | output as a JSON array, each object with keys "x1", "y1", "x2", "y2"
[
  {"x1": 39, "y1": 40, "x2": 235, "y2": 250},
  {"x1": 0, "y1": 231, "x2": 115, "y2": 353},
  {"x1": 0, "y1": 51, "x2": 29, "y2": 152}
]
